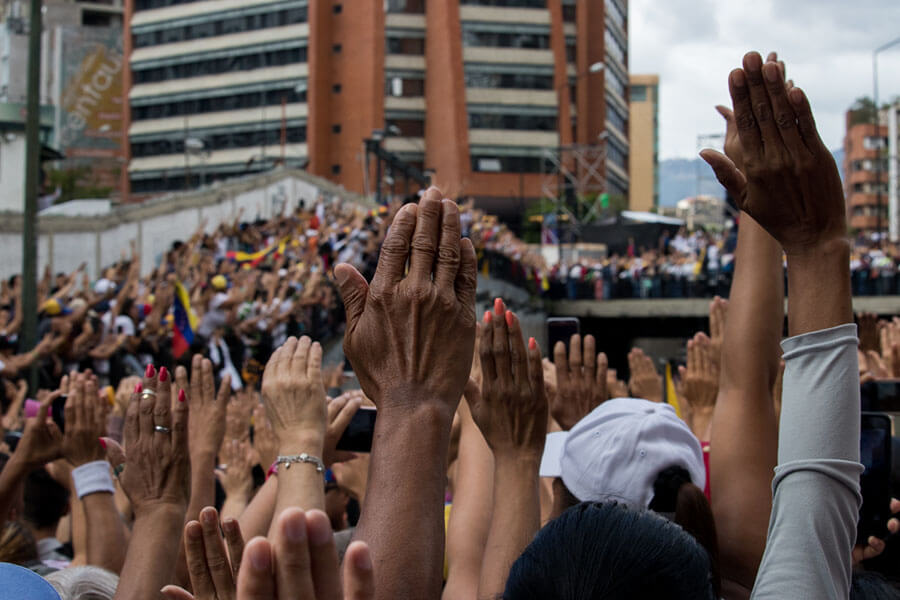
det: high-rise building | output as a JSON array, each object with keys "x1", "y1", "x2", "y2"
[
  {"x1": 125, "y1": 0, "x2": 629, "y2": 212},
  {"x1": 627, "y1": 73, "x2": 657, "y2": 212},
  {"x1": 843, "y1": 104, "x2": 889, "y2": 238}
]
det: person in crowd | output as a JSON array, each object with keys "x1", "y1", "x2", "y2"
[{"x1": 0, "y1": 49, "x2": 898, "y2": 600}]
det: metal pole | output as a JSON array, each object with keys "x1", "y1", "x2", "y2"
[
  {"x1": 375, "y1": 142, "x2": 383, "y2": 206},
  {"x1": 21, "y1": 0, "x2": 42, "y2": 393}
]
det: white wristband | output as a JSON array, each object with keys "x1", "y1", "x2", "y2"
[{"x1": 71, "y1": 460, "x2": 115, "y2": 499}]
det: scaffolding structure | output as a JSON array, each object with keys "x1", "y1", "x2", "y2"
[{"x1": 541, "y1": 143, "x2": 608, "y2": 227}]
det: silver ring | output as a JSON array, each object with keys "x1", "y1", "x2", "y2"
[
  {"x1": 139, "y1": 390, "x2": 157, "y2": 400},
  {"x1": 154, "y1": 425, "x2": 171, "y2": 434}
]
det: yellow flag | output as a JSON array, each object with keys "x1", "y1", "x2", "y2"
[{"x1": 665, "y1": 362, "x2": 683, "y2": 419}]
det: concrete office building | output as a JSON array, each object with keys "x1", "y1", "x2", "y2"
[
  {"x1": 844, "y1": 106, "x2": 889, "y2": 238},
  {"x1": 125, "y1": 0, "x2": 629, "y2": 212},
  {"x1": 627, "y1": 73, "x2": 657, "y2": 212}
]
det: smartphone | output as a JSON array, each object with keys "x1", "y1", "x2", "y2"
[
  {"x1": 860, "y1": 380, "x2": 900, "y2": 413},
  {"x1": 547, "y1": 317, "x2": 580, "y2": 354},
  {"x1": 857, "y1": 412, "x2": 893, "y2": 544},
  {"x1": 336, "y1": 407, "x2": 376, "y2": 453},
  {"x1": 2, "y1": 431, "x2": 21, "y2": 453},
  {"x1": 52, "y1": 394, "x2": 67, "y2": 433}
]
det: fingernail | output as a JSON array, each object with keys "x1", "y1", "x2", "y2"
[
  {"x1": 494, "y1": 297, "x2": 503, "y2": 316},
  {"x1": 159, "y1": 366, "x2": 168, "y2": 382},
  {"x1": 789, "y1": 87, "x2": 802, "y2": 106},
  {"x1": 529, "y1": 337, "x2": 537, "y2": 350},
  {"x1": 178, "y1": 389, "x2": 186, "y2": 403},
  {"x1": 98, "y1": 437, "x2": 107, "y2": 449},
  {"x1": 249, "y1": 544, "x2": 271, "y2": 572},
  {"x1": 284, "y1": 514, "x2": 306, "y2": 543},
  {"x1": 201, "y1": 509, "x2": 216, "y2": 525},
  {"x1": 505, "y1": 310, "x2": 514, "y2": 327},
  {"x1": 763, "y1": 64, "x2": 779, "y2": 83},
  {"x1": 484, "y1": 310, "x2": 492, "y2": 324},
  {"x1": 732, "y1": 70, "x2": 746, "y2": 87},
  {"x1": 145, "y1": 364, "x2": 155, "y2": 378},
  {"x1": 307, "y1": 513, "x2": 332, "y2": 546},
  {"x1": 134, "y1": 382, "x2": 142, "y2": 394}
]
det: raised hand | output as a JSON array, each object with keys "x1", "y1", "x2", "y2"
[
  {"x1": 678, "y1": 333, "x2": 719, "y2": 441},
  {"x1": 704, "y1": 52, "x2": 846, "y2": 254},
  {"x1": 471, "y1": 299, "x2": 547, "y2": 456},
  {"x1": 628, "y1": 348, "x2": 662, "y2": 403},
  {"x1": 878, "y1": 318, "x2": 900, "y2": 378},
  {"x1": 14, "y1": 390, "x2": 63, "y2": 467},
  {"x1": 251, "y1": 403, "x2": 278, "y2": 469},
  {"x1": 261, "y1": 336, "x2": 327, "y2": 448},
  {"x1": 120, "y1": 366, "x2": 190, "y2": 516},
  {"x1": 324, "y1": 393, "x2": 363, "y2": 467},
  {"x1": 234, "y1": 508, "x2": 374, "y2": 600},
  {"x1": 708, "y1": 296, "x2": 729, "y2": 371},
  {"x1": 218, "y1": 439, "x2": 254, "y2": 506},
  {"x1": 334, "y1": 186, "x2": 477, "y2": 414},
  {"x1": 180, "y1": 355, "x2": 231, "y2": 462},
  {"x1": 552, "y1": 332, "x2": 607, "y2": 430},
  {"x1": 61, "y1": 372, "x2": 109, "y2": 467},
  {"x1": 606, "y1": 368, "x2": 629, "y2": 400},
  {"x1": 162, "y1": 507, "x2": 245, "y2": 600}
]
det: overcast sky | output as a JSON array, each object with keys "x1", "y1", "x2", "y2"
[{"x1": 629, "y1": 0, "x2": 900, "y2": 159}]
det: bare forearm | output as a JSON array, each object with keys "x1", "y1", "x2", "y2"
[
  {"x1": 114, "y1": 504, "x2": 185, "y2": 600},
  {"x1": 187, "y1": 454, "x2": 217, "y2": 523},
  {"x1": 356, "y1": 405, "x2": 453, "y2": 600},
  {"x1": 786, "y1": 239, "x2": 852, "y2": 336},
  {"x1": 83, "y1": 493, "x2": 127, "y2": 573},
  {"x1": 444, "y1": 403, "x2": 494, "y2": 600},
  {"x1": 268, "y1": 432, "x2": 325, "y2": 536},
  {"x1": 478, "y1": 455, "x2": 541, "y2": 600},
  {"x1": 238, "y1": 475, "x2": 277, "y2": 539},
  {"x1": 0, "y1": 456, "x2": 27, "y2": 524},
  {"x1": 220, "y1": 495, "x2": 249, "y2": 523}
]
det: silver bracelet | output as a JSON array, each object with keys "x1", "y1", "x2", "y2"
[{"x1": 276, "y1": 453, "x2": 325, "y2": 474}]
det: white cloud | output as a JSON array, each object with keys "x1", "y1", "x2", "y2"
[{"x1": 630, "y1": 0, "x2": 900, "y2": 158}]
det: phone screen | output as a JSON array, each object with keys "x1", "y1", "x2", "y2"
[
  {"x1": 336, "y1": 407, "x2": 376, "y2": 453},
  {"x1": 52, "y1": 394, "x2": 67, "y2": 434},
  {"x1": 858, "y1": 412, "x2": 893, "y2": 544},
  {"x1": 547, "y1": 318, "x2": 580, "y2": 354}
]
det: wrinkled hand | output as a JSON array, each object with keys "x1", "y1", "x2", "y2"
[
  {"x1": 879, "y1": 318, "x2": 900, "y2": 378},
  {"x1": 852, "y1": 498, "x2": 900, "y2": 566},
  {"x1": 469, "y1": 300, "x2": 546, "y2": 457},
  {"x1": 702, "y1": 51, "x2": 846, "y2": 254},
  {"x1": 552, "y1": 333, "x2": 607, "y2": 430},
  {"x1": 234, "y1": 508, "x2": 374, "y2": 600},
  {"x1": 261, "y1": 336, "x2": 326, "y2": 448},
  {"x1": 120, "y1": 365, "x2": 190, "y2": 516},
  {"x1": 324, "y1": 393, "x2": 362, "y2": 467},
  {"x1": 179, "y1": 355, "x2": 231, "y2": 460},
  {"x1": 61, "y1": 372, "x2": 109, "y2": 467},
  {"x1": 161, "y1": 507, "x2": 245, "y2": 600},
  {"x1": 678, "y1": 333, "x2": 719, "y2": 412},
  {"x1": 628, "y1": 348, "x2": 662, "y2": 403},
  {"x1": 218, "y1": 439, "x2": 254, "y2": 502},
  {"x1": 334, "y1": 187, "x2": 477, "y2": 415}
]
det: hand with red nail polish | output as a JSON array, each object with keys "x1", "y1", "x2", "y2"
[
  {"x1": 470, "y1": 301, "x2": 547, "y2": 600},
  {"x1": 471, "y1": 300, "x2": 547, "y2": 457},
  {"x1": 552, "y1": 334, "x2": 609, "y2": 430}
]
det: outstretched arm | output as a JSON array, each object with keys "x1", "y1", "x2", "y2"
[{"x1": 334, "y1": 188, "x2": 477, "y2": 600}]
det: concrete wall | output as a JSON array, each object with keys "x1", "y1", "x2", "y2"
[
  {"x1": 0, "y1": 135, "x2": 26, "y2": 212},
  {"x1": 0, "y1": 168, "x2": 364, "y2": 280}
]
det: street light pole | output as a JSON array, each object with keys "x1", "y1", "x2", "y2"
[
  {"x1": 873, "y1": 36, "x2": 900, "y2": 245},
  {"x1": 21, "y1": 0, "x2": 42, "y2": 392}
]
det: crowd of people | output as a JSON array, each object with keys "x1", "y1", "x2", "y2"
[{"x1": 0, "y1": 51, "x2": 898, "y2": 599}]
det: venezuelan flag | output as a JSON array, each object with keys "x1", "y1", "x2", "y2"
[
  {"x1": 226, "y1": 237, "x2": 288, "y2": 268},
  {"x1": 172, "y1": 281, "x2": 198, "y2": 359}
]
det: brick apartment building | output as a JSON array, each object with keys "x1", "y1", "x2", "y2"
[
  {"x1": 844, "y1": 108, "x2": 889, "y2": 238},
  {"x1": 123, "y1": 0, "x2": 629, "y2": 215}
]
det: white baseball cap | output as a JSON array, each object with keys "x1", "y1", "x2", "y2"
[{"x1": 539, "y1": 398, "x2": 704, "y2": 508}]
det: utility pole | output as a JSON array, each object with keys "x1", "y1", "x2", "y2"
[{"x1": 21, "y1": 0, "x2": 43, "y2": 392}]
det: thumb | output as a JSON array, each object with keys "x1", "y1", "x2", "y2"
[
  {"x1": 714, "y1": 105, "x2": 734, "y2": 123},
  {"x1": 100, "y1": 436, "x2": 126, "y2": 469},
  {"x1": 334, "y1": 263, "x2": 368, "y2": 330},
  {"x1": 700, "y1": 149, "x2": 747, "y2": 206}
]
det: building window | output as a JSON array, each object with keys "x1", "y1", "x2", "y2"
[
  {"x1": 470, "y1": 155, "x2": 548, "y2": 173},
  {"x1": 333, "y1": 44, "x2": 342, "y2": 53},
  {"x1": 132, "y1": 86, "x2": 307, "y2": 120},
  {"x1": 132, "y1": 46, "x2": 308, "y2": 84},
  {"x1": 333, "y1": 84, "x2": 342, "y2": 93},
  {"x1": 385, "y1": 0, "x2": 425, "y2": 13},
  {"x1": 332, "y1": 124, "x2": 341, "y2": 133},
  {"x1": 464, "y1": 71, "x2": 554, "y2": 90},
  {"x1": 386, "y1": 119, "x2": 425, "y2": 137},
  {"x1": 462, "y1": 29, "x2": 550, "y2": 50},
  {"x1": 387, "y1": 36, "x2": 425, "y2": 55},
  {"x1": 630, "y1": 85, "x2": 647, "y2": 102},
  {"x1": 133, "y1": 5, "x2": 308, "y2": 48},
  {"x1": 863, "y1": 136, "x2": 888, "y2": 150},
  {"x1": 386, "y1": 76, "x2": 425, "y2": 97},
  {"x1": 130, "y1": 125, "x2": 307, "y2": 158},
  {"x1": 333, "y1": 4, "x2": 343, "y2": 13},
  {"x1": 331, "y1": 164, "x2": 341, "y2": 175},
  {"x1": 469, "y1": 112, "x2": 556, "y2": 131},
  {"x1": 459, "y1": 0, "x2": 546, "y2": 7}
]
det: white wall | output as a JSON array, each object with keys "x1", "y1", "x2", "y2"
[
  {"x1": 0, "y1": 135, "x2": 26, "y2": 213},
  {"x1": 0, "y1": 171, "x2": 359, "y2": 280}
]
